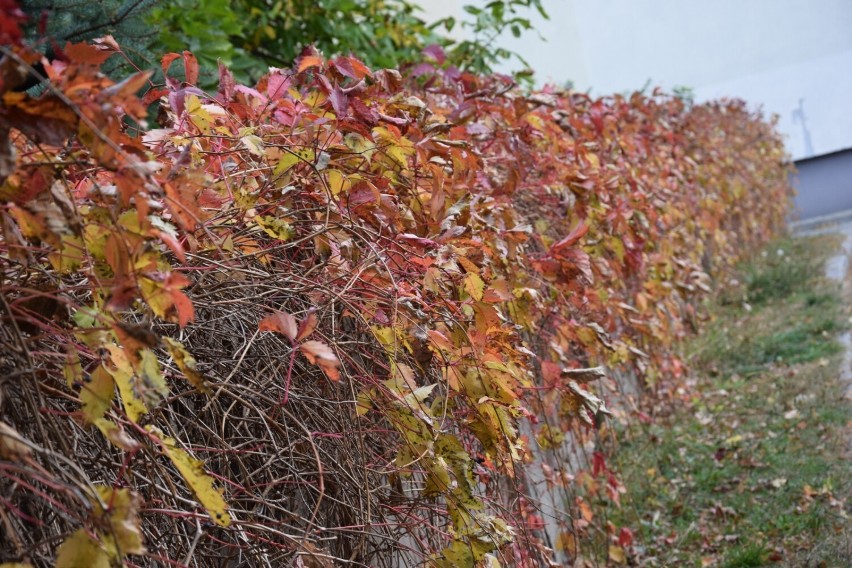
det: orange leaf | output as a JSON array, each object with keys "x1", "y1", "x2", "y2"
[
  {"x1": 259, "y1": 311, "x2": 298, "y2": 342},
  {"x1": 577, "y1": 497, "x2": 594, "y2": 522},
  {"x1": 298, "y1": 55, "x2": 323, "y2": 73},
  {"x1": 295, "y1": 309, "x2": 318, "y2": 342},
  {"x1": 64, "y1": 41, "x2": 114, "y2": 65},
  {"x1": 172, "y1": 289, "x2": 195, "y2": 328},
  {"x1": 300, "y1": 340, "x2": 340, "y2": 381},
  {"x1": 482, "y1": 279, "x2": 513, "y2": 303},
  {"x1": 426, "y1": 329, "x2": 454, "y2": 351}
]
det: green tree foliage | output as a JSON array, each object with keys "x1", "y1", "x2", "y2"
[
  {"x1": 18, "y1": 0, "x2": 159, "y2": 74},
  {"x1": 18, "y1": 0, "x2": 548, "y2": 86}
]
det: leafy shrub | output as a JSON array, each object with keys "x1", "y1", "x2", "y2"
[{"x1": 0, "y1": 18, "x2": 792, "y2": 568}]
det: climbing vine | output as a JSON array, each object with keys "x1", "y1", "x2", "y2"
[{"x1": 0, "y1": 17, "x2": 791, "y2": 567}]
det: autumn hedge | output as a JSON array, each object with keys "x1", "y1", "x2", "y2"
[{"x1": 0, "y1": 30, "x2": 792, "y2": 568}]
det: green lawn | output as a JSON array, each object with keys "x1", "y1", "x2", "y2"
[{"x1": 608, "y1": 235, "x2": 852, "y2": 567}]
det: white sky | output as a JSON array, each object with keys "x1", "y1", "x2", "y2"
[{"x1": 420, "y1": 0, "x2": 852, "y2": 160}]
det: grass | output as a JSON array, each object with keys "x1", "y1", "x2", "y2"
[{"x1": 608, "y1": 235, "x2": 852, "y2": 567}]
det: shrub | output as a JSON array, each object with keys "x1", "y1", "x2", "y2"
[{"x1": 0, "y1": 26, "x2": 792, "y2": 568}]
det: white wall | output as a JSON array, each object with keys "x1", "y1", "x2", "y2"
[{"x1": 421, "y1": 0, "x2": 852, "y2": 160}]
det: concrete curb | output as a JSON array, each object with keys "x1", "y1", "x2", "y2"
[
  {"x1": 792, "y1": 208, "x2": 852, "y2": 235},
  {"x1": 819, "y1": 221, "x2": 852, "y2": 401}
]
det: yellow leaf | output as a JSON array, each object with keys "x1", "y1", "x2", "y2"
[
  {"x1": 355, "y1": 389, "x2": 373, "y2": 416},
  {"x1": 343, "y1": 132, "x2": 375, "y2": 158},
  {"x1": 254, "y1": 215, "x2": 291, "y2": 241},
  {"x1": 63, "y1": 344, "x2": 83, "y2": 388},
  {"x1": 372, "y1": 326, "x2": 397, "y2": 355},
  {"x1": 609, "y1": 544, "x2": 626, "y2": 564},
  {"x1": 149, "y1": 427, "x2": 230, "y2": 527},
  {"x1": 274, "y1": 148, "x2": 315, "y2": 175},
  {"x1": 104, "y1": 345, "x2": 147, "y2": 423},
  {"x1": 83, "y1": 224, "x2": 109, "y2": 260},
  {"x1": 48, "y1": 235, "x2": 85, "y2": 274},
  {"x1": 463, "y1": 272, "x2": 485, "y2": 302},
  {"x1": 163, "y1": 338, "x2": 209, "y2": 393},
  {"x1": 138, "y1": 348, "x2": 169, "y2": 408},
  {"x1": 92, "y1": 486, "x2": 145, "y2": 555},
  {"x1": 372, "y1": 126, "x2": 415, "y2": 169},
  {"x1": 325, "y1": 169, "x2": 351, "y2": 197},
  {"x1": 185, "y1": 94, "x2": 212, "y2": 134},
  {"x1": 94, "y1": 418, "x2": 141, "y2": 452},
  {"x1": 240, "y1": 134, "x2": 265, "y2": 157},
  {"x1": 55, "y1": 529, "x2": 110, "y2": 568},
  {"x1": 80, "y1": 364, "x2": 115, "y2": 423}
]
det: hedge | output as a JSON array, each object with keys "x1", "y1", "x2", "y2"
[{"x1": 0, "y1": 34, "x2": 792, "y2": 567}]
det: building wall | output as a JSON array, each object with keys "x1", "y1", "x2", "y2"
[
  {"x1": 793, "y1": 149, "x2": 852, "y2": 220},
  {"x1": 421, "y1": 0, "x2": 852, "y2": 161}
]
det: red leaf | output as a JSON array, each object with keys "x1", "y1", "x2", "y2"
[
  {"x1": 266, "y1": 72, "x2": 290, "y2": 100},
  {"x1": 163, "y1": 177, "x2": 203, "y2": 231},
  {"x1": 482, "y1": 279, "x2": 513, "y2": 303},
  {"x1": 329, "y1": 87, "x2": 348, "y2": 116},
  {"x1": 153, "y1": 230, "x2": 186, "y2": 264},
  {"x1": 540, "y1": 361, "x2": 562, "y2": 387},
  {"x1": 592, "y1": 451, "x2": 607, "y2": 476},
  {"x1": 182, "y1": 51, "x2": 199, "y2": 85},
  {"x1": 332, "y1": 56, "x2": 371, "y2": 80},
  {"x1": 550, "y1": 221, "x2": 589, "y2": 255},
  {"x1": 217, "y1": 61, "x2": 235, "y2": 102},
  {"x1": 0, "y1": 1, "x2": 27, "y2": 46},
  {"x1": 161, "y1": 53, "x2": 181, "y2": 77},
  {"x1": 92, "y1": 35, "x2": 121, "y2": 53},
  {"x1": 618, "y1": 527, "x2": 634, "y2": 548},
  {"x1": 422, "y1": 44, "x2": 446, "y2": 65},
  {"x1": 397, "y1": 233, "x2": 437, "y2": 250},
  {"x1": 426, "y1": 329, "x2": 453, "y2": 351},
  {"x1": 259, "y1": 311, "x2": 298, "y2": 342}
]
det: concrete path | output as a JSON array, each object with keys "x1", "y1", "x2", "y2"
[{"x1": 796, "y1": 213, "x2": 852, "y2": 402}]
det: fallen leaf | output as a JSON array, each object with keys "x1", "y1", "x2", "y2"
[{"x1": 608, "y1": 544, "x2": 626, "y2": 564}]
